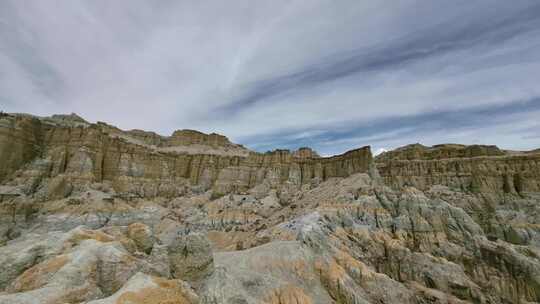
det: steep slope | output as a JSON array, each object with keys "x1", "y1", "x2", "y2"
[
  {"x1": 1, "y1": 113, "x2": 540, "y2": 304},
  {"x1": 0, "y1": 113, "x2": 372, "y2": 201},
  {"x1": 376, "y1": 143, "x2": 540, "y2": 194}
]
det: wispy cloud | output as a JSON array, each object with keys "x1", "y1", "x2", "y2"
[
  {"x1": 216, "y1": 3, "x2": 540, "y2": 114},
  {"x1": 238, "y1": 98, "x2": 540, "y2": 154},
  {"x1": 1, "y1": 0, "x2": 539, "y2": 155}
]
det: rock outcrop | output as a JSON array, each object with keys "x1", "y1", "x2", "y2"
[
  {"x1": 127, "y1": 222, "x2": 155, "y2": 254},
  {"x1": 1, "y1": 112, "x2": 540, "y2": 304},
  {"x1": 0, "y1": 113, "x2": 372, "y2": 201},
  {"x1": 0, "y1": 113, "x2": 42, "y2": 183},
  {"x1": 376, "y1": 143, "x2": 540, "y2": 194},
  {"x1": 168, "y1": 232, "x2": 214, "y2": 282}
]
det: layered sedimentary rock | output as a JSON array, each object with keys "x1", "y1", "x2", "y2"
[
  {"x1": 376, "y1": 143, "x2": 540, "y2": 194},
  {"x1": 3, "y1": 170, "x2": 540, "y2": 303},
  {"x1": 0, "y1": 113, "x2": 371, "y2": 201},
  {"x1": 292, "y1": 147, "x2": 320, "y2": 159},
  {"x1": 0, "y1": 113, "x2": 43, "y2": 183},
  {"x1": 376, "y1": 143, "x2": 505, "y2": 161},
  {"x1": 166, "y1": 129, "x2": 231, "y2": 147},
  {"x1": 1, "y1": 112, "x2": 540, "y2": 304}
]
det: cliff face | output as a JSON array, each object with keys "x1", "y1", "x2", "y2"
[
  {"x1": 375, "y1": 143, "x2": 505, "y2": 161},
  {"x1": 376, "y1": 143, "x2": 540, "y2": 194},
  {"x1": 0, "y1": 113, "x2": 372, "y2": 200},
  {"x1": 3, "y1": 113, "x2": 540, "y2": 304},
  {"x1": 167, "y1": 129, "x2": 231, "y2": 147},
  {"x1": 0, "y1": 113, "x2": 43, "y2": 183}
]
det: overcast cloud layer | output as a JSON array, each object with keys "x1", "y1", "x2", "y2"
[{"x1": 1, "y1": 0, "x2": 540, "y2": 155}]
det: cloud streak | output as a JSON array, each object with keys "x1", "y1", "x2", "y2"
[
  {"x1": 240, "y1": 97, "x2": 540, "y2": 155},
  {"x1": 217, "y1": 2, "x2": 540, "y2": 114},
  {"x1": 1, "y1": 0, "x2": 540, "y2": 155}
]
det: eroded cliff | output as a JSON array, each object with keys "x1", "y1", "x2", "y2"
[
  {"x1": 376, "y1": 143, "x2": 540, "y2": 194},
  {"x1": 1, "y1": 112, "x2": 540, "y2": 304},
  {"x1": 0, "y1": 113, "x2": 372, "y2": 201}
]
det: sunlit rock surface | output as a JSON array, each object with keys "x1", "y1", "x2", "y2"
[{"x1": 1, "y1": 112, "x2": 540, "y2": 303}]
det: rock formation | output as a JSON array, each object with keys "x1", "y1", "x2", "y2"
[
  {"x1": 1, "y1": 112, "x2": 540, "y2": 304},
  {"x1": 0, "y1": 113, "x2": 372, "y2": 200},
  {"x1": 376, "y1": 143, "x2": 540, "y2": 193}
]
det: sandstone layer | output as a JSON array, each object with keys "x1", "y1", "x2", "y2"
[
  {"x1": 376, "y1": 143, "x2": 540, "y2": 194},
  {"x1": 0, "y1": 112, "x2": 540, "y2": 304},
  {"x1": 0, "y1": 113, "x2": 372, "y2": 201}
]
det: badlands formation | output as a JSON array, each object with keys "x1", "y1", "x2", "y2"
[{"x1": 1, "y1": 112, "x2": 540, "y2": 304}]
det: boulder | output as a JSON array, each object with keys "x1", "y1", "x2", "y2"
[
  {"x1": 127, "y1": 223, "x2": 155, "y2": 254},
  {"x1": 167, "y1": 232, "x2": 214, "y2": 282},
  {"x1": 85, "y1": 272, "x2": 199, "y2": 304}
]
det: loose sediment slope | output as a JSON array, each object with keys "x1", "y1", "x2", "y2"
[{"x1": 1, "y1": 112, "x2": 540, "y2": 304}]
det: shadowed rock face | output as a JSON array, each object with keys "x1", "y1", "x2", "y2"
[
  {"x1": 1, "y1": 112, "x2": 540, "y2": 304},
  {"x1": 0, "y1": 113, "x2": 43, "y2": 183}
]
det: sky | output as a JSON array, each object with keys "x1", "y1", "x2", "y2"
[{"x1": 1, "y1": 0, "x2": 540, "y2": 156}]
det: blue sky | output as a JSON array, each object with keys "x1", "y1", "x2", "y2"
[{"x1": 1, "y1": 0, "x2": 540, "y2": 155}]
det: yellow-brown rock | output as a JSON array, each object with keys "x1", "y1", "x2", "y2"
[
  {"x1": 0, "y1": 113, "x2": 42, "y2": 183},
  {"x1": 376, "y1": 143, "x2": 540, "y2": 193},
  {"x1": 0, "y1": 113, "x2": 372, "y2": 199}
]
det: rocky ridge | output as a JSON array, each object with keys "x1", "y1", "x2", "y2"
[
  {"x1": 376, "y1": 143, "x2": 540, "y2": 193},
  {"x1": 0, "y1": 112, "x2": 540, "y2": 304},
  {"x1": 0, "y1": 113, "x2": 372, "y2": 200}
]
